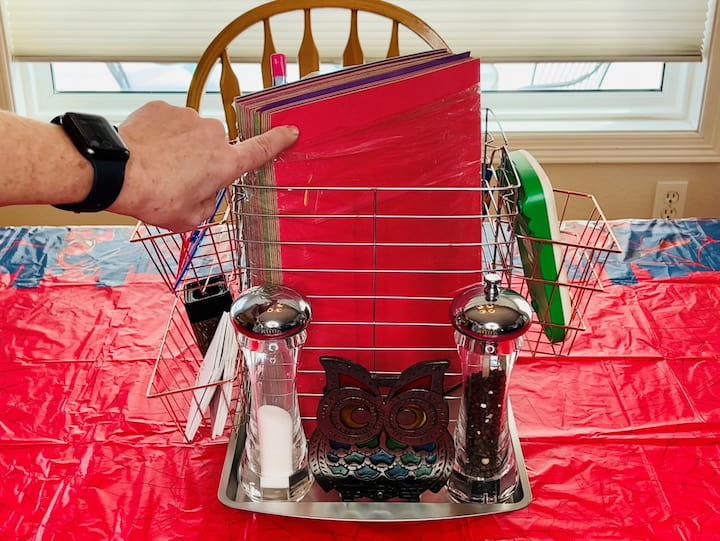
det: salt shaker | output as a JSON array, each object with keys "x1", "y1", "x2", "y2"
[
  {"x1": 447, "y1": 273, "x2": 532, "y2": 504},
  {"x1": 230, "y1": 284, "x2": 313, "y2": 502}
]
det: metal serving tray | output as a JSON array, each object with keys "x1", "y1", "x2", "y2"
[{"x1": 217, "y1": 402, "x2": 531, "y2": 521}]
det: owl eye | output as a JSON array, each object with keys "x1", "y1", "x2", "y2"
[
  {"x1": 385, "y1": 389, "x2": 448, "y2": 444},
  {"x1": 340, "y1": 403, "x2": 373, "y2": 429},
  {"x1": 317, "y1": 388, "x2": 383, "y2": 443},
  {"x1": 396, "y1": 405, "x2": 427, "y2": 430}
]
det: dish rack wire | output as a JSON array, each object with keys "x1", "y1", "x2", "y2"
[{"x1": 130, "y1": 109, "x2": 620, "y2": 442}]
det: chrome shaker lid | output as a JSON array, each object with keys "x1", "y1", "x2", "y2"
[
  {"x1": 450, "y1": 273, "x2": 532, "y2": 342},
  {"x1": 230, "y1": 284, "x2": 311, "y2": 340}
]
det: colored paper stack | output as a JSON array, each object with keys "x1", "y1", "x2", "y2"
[{"x1": 234, "y1": 51, "x2": 482, "y2": 387}]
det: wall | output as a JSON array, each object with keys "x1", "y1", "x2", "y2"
[
  {"x1": 0, "y1": 204, "x2": 137, "y2": 227},
  {"x1": 1, "y1": 147, "x2": 719, "y2": 228},
  {"x1": 543, "y1": 161, "x2": 720, "y2": 220}
]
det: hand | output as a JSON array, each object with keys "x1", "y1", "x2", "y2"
[{"x1": 113, "y1": 101, "x2": 298, "y2": 232}]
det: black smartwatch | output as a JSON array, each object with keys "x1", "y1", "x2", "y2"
[{"x1": 52, "y1": 112, "x2": 130, "y2": 213}]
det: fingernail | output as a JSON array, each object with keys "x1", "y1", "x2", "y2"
[{"x1": 286, "y1": 125, "x2": 299, "y2": 137}]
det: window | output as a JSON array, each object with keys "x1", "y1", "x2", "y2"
[
  {"x1": 49, "y1": 61, "x2": 665, "y2": 94},
  {"x1": 485, "y1": 61, "x2": 705, "y2": 133},
  {"x1": 13, "y1": 58, "x2": 704, "y2": 134}
]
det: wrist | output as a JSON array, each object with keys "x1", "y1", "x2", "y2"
[
  {"x1": 107, "y1": 125, "x2": 142, "y2": 218},
  {"x1": 48, "y1": 122, "x2": 95, "y2": 206}
]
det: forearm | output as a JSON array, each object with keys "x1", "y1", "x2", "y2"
[
  {"x1": 0, "y1": 103, "x2": 298, "y2": 232},
  {"x1": 0, "y1": 109, "x2": 93, "y2": 207}
]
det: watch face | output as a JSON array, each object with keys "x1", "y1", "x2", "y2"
[{"x1": 65, "y1": 112, "x2": 129, "y2": 161}]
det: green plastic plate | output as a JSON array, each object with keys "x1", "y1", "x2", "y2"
[{"x1": 510, "y1": 149, "x2": 572, "y2": 343}]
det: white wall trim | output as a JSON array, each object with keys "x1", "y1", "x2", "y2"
[{"x1": 510, "y1": 129, "x2": 720, "y2": 165}]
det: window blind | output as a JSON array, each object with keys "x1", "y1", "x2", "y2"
[{"x1": 0, "y1": 0, "x2": 713, "y2": 63}]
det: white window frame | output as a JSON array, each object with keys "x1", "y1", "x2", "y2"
[
  {"x1": 485, "y1": 62, "x2": 703, "y2": 133},
  {"x1": 9, "y1": 39, "x2": 720, "y2": 166},
  {"x1": 13, "y1": 62, "x2": 196, "y2": 123}
]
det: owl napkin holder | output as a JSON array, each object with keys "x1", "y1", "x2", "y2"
[{"x1": 308, "y1": 356, "x2": 454, "y2": 502}]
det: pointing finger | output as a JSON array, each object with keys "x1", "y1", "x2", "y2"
[{"x1": 233, "y1": 125, "x2": 299, "y2": 175}]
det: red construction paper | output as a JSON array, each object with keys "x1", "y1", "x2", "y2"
[{"x1": 235, "y1": 53, "x2": 482, "y2": 374}]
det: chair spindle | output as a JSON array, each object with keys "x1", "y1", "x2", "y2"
[
  {"x1": 387, "y1": 20, "x2": 400, "y2": 58},
  {"x1": 343, "y1": 9, "x2": 364, "y2": 67},
  {"x1": 261, "y1": 18, "x2": 277, "y2": 89},
  {"x1": 299, "y1": 9, "x2": 320, "y2": 77},
  {"x1": 219, "y1": 50, "x2": 241, "y2": 140}
]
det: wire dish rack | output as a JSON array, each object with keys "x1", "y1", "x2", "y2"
[
  {"x1": 130, "y1": 110, "x2": 620, "y2": 519},
  {"x1": 131, "y1": 193, "x2": 248, "y2": 441},
  {"x1": 513, "y1": 188, "x2": 621, "y2": 358}
]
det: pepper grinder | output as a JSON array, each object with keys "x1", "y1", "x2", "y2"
[
  {"x1": 230, "y1": 284, "x2": 313, "y2": 502},
  {"x1": 447, "y1": 273, "x2": 532, "y2": 504}
]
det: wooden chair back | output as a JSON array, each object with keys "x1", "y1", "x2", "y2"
[{"x1": 185, "y1": 0, "x2": 449, "y2": 139}]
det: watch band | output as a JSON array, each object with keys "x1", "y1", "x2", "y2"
[{"x1": 51, "y1": 113, "x2": 130, "y2": 213}]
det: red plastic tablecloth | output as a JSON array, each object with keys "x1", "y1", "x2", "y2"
[{"x1": 1, "y1": 221, "x2": 719, "y2": 540}]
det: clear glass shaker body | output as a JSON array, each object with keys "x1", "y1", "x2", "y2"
[
  {"x1": 230, "y1": 285, "x2": 313, "y2": 502},
  {"x1": 449, "y1": 335, "x2": 522, "y2": 503}
]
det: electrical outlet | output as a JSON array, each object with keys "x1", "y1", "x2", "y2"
[{"x1": 652, "y1": 181, "x2": 688, "y2": 219}]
